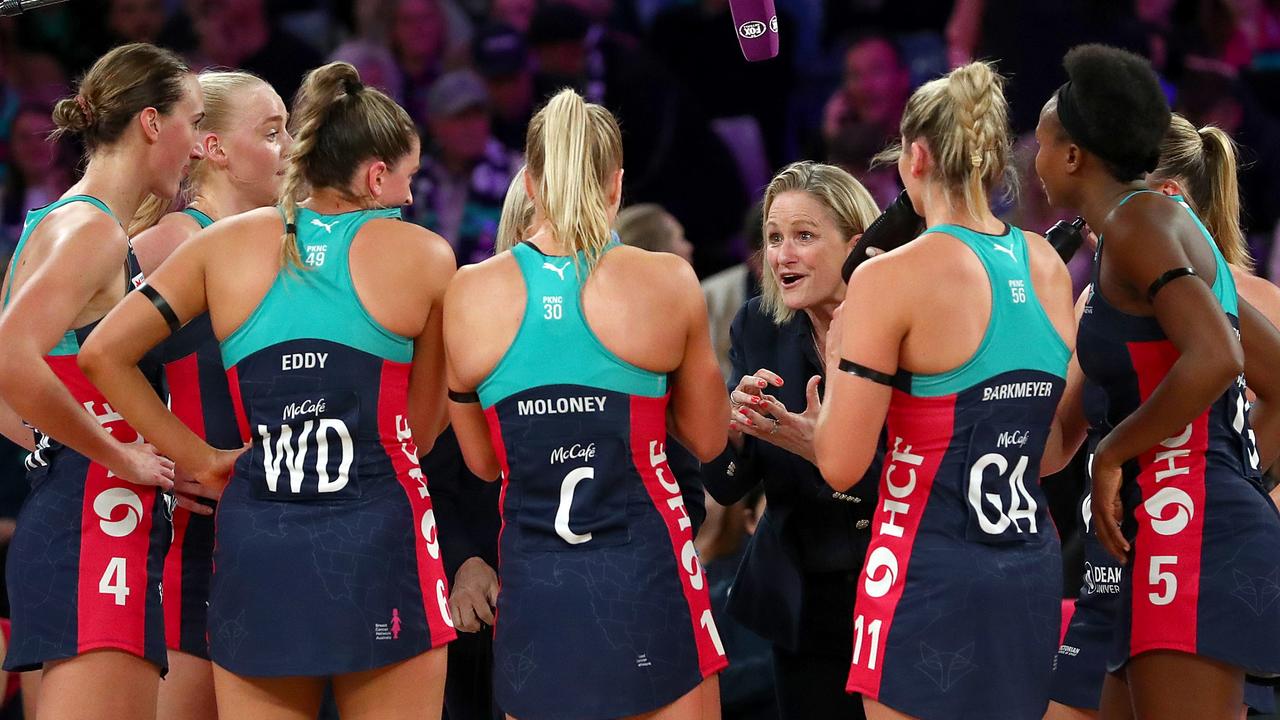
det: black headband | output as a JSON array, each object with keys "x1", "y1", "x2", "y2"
[{"x1": 1055, "y1": 81, "x2": 1160, "y2": 178}]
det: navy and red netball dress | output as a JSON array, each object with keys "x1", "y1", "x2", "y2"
[
  {"x1": 474, "y1": 239, "x2": 727, "y2": 720},
  {"x1": 209, "y1": 207, "x2": 455, "y2": 676},
  {"x1": 157, "y1": 206, "x2": 234, "y2": 659},
  {"x1": 1078, "y1": 190, "x2": 1280, "y2": 678},
  {"x1": 1051, "y1": 429, "x2": 1276, "y2": 712},
  {"x1": 846, "y1": 224, "x2": 1068, "y2": 719},
  {"x1": 4, "y1": 195, "x2": 171, "y2": 673}
]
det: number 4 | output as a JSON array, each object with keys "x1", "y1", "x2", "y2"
[{"x1": 99, "y1": 557, "x2": 129, "y2": 606}]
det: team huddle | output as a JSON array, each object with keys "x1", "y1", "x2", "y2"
[{"x1": 0, "y1": 33, "x2": 1275, "y2": 720}]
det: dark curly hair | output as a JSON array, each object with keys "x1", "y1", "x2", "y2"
[{"x1": 1055, "y1": 44, "x2": 1170, "y2": 181}]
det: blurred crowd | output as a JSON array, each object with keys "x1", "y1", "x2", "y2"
[{"x1": 0, "y1": 0, "x2": 1276, "y2": 282}]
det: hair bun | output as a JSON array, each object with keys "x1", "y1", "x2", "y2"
[
  {"x1": 342, "y1": 77, "x2": 363, "y2": 96},
  {"x1": 51, "y1": 95, "x2": 92, "y2": 135}
]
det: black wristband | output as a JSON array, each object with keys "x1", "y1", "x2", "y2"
[
  {"x1": 1147, "y1": 267, "x2": 1198, "y2": 302},
  {"x1": 837, "y1": 358, "x2": 894, "y2": 386},
  {"x1": 137, "y1": 283, "x2": 181, "y2": 334},
  {"x1": 448, "y1": 389, "x2": 480, "y2": 403}
]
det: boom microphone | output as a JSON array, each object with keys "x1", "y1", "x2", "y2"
[
  {"x1": 0, "y1": 0, "x2": 72, "y2": 16},
  {"x1": 728, "y1": 0, "x2": 779, "y2": 62}
]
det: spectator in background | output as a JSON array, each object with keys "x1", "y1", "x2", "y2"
[
  {"x1": 490, "y1": 0, "x2": 536, "y2": 33},
  {"x1": 10, "y1": 53, "x2": 69, "y2": 109},
  {"x1": 0, "y1": 50, "x2": 19, "y2": 193},
  {"x1": 0, "y1": 106, "x2": 71, "y2": 259},
  {"x1": 826, "y1": 122, "x2": 901, "y2": 209},
  {"x1": 188, "y1": 0, "x2": 321, "y2": 102},
  {"x1": 105, "y1": 0, "x2": 168, "y2": 45},
  {"x1": 528, "y1": 1, "x2": 748, "y2": 274},
  {"x1": 390, "y1": 0, "x2": 449, "y2": 127},
  {"x1": 1178, "y1": 64, "x2": 1280, "y2": 275},
  {"x1": 821, "y1": 34, "x2": 911, "y2": 151},
  {"x1": 646, "y1": 0, "x2": 796, "y2": 169},
  {"x1": 702, "y1": 202, "x2": 763, "y2": 382},
  {"x1": 614, "y1": 203, "x2": 694, "y2": 264},
  {"x1": 329, "y1": 39, "x2": 406, "y2": 104},
  {"x1": 411, "y1": 69, "x2": 522, "y2": 265},
  {"x1": 473, "y1": 23, "x2": 534, "y2": 153}
]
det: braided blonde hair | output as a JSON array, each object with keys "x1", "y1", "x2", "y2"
[{"x1": 878, "y1": 61, "x2": 1016, "y2": 220}]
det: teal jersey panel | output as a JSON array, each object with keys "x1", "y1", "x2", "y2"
[
  {"x1": 905, "y1": 224, "x2": 1070, "y2": 397},
  {"x1": 3, "y1": 195, "x2": 120, "y2": 356},
  {"x1": 477, "y1": 241, "x2": 668, "y2": 407},
  {"x1": 1105, "y1": 190, "x2": 1238, "y2": 316},
  {"x1": 220, "y1": 207, "x2": 414, "y2": 368},
  {"x1": 181, "y1": 207, "x2": 215, "y2": 229}
]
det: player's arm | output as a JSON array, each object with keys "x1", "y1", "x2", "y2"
[
  {"x1": 130, "y1": 212, "x2": 199, "y2": 276},
  {"x1": 814, "y1": 255, "x2": 907, "y2": 492},
  {"x1": 1042, "y1": 287, "x2": 1091, "y2": 474},
  {"x1": 1236, "y1": 296, "x2": 1280, "y2": 470},
  {"x1": 667, "y1": 258, "x2": 729, "y2": 463},
  {"x1": 404, "y1": 232, "x2": 457, "y2": 455},
  {"x1": 0, "y1": 211, "x2": 173, "y2": 487},
  {"x1": 443, "y1": 265, "x2": 501, "y2": 481},
  {"x1": 79, "y1": 225, "x2": 234, "y2": 492},
  {"x1": 1091, "y1": 204, "x2": 1243, "y2": 473}
]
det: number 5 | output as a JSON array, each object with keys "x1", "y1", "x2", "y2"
[{"x1": 1149, "y1": 555, "x2": 1178, "y2": 606}]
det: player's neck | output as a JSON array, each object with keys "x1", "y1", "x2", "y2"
[{"x1": 68, "y1": 155, "x2": 152, "y2": 228}]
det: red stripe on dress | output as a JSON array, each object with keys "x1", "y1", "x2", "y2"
[
  {"x1": 628, "y1": 394, "x2": 728, "y2": 677},
  {"x1": 165, "y1": 353, "x2": 206, "y2": 440},
  {"x1": 162, "y1": 353, "x2": 201, "y2": 650},
  {"x1": 846, "y1": 389, "x2": 955, "y2": 699},
  {"x1": 483, "y1": 405, "x2": 511, "y2": 629},
  {"x1": 378, "y1": 360, "x2": 457, "y2": 647},
  {"x1": 1125, "y1": 340, "x2": 1208, "y2": 657},
  {"x1": 48, "y1": 353, "x2": 158, "y2": 659},
  {"x1": 224, "y1": 365, "x2": 250, "y2": 443}
]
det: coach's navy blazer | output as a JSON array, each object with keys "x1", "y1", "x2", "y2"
[{"x1": 705, "y1": 296, "x2": 881, "y2": 651}]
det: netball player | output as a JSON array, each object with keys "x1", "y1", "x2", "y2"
[
  {"x1": 0, "y1": 43, "x2": 202, "y2": 720},
  {"x1": 79, "y1": 61, "x2": 456, "y2": 720},
  {"x1": 814, "y1": 60, "x2": 1076, "y2": 719},
  {"x1": 1034, "y1": 44, "x2": 1280, "y2": 720},
  {"x1": 129, "y1": 70, "x2": 291, "y2": 720},
  {"x1": 1045, "y1": 112, "x2": 1280, "y2": 720},
  {"x1": 443, "y1": 88, "x2": 729, "y2": 720}
]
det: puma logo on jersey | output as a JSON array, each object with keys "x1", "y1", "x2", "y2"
[
  {"x1": 991, "y1": 242, "x2": 1018, "y2": 262},
  {"x1": 311, "y1": 218, "x2": 338, "y2": 233},
  {"x1": 542, "y1": 261, "x2": 569, "y2": 280}
]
